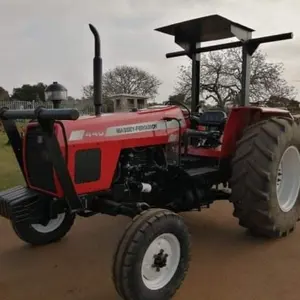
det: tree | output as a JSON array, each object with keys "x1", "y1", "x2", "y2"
[
  {"x1": 67, "y1": 96, "x2": 76, "y2": 102},
  {"x1": 11, "y1": 82, "x2": 47, "y2": 102},
  {"x1": 168, "y1": 93, "x2": 185, "y2": 103},
  {"x1": 82, "y1": 85, "x2": 93, "y2": 101},
  {"x1": 0, "y1": 87, "x2": 9, "y2": 101},
  {"x1": 82, "y1": 65, "x2": 162, "y2": 100},
  {"x1": 175, "y1": 48, "x2": 296, "y2": 109},
  {"x1": 148, "y1": 102, "x2": 161, "y2": 107},
  {"x1": 265, "y1": 96, "x2": 300, "y2": 110}
]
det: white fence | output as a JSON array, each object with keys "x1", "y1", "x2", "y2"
[{"x1": 0, "y1": 100, "x2": 96, "y2": 120}]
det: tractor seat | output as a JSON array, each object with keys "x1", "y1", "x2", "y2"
[
  {"x1": 190, "y1": 110, "x2": 227, "y2": 131},
  {"x1": 198, "y1": 110, "x2": 227, "y2": 126}
]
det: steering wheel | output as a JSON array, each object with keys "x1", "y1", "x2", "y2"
[{"x1": 164, "y1": 100, "x2": 191, "y2": 120}]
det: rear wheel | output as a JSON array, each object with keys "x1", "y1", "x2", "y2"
[
  {"x1": 230, "y1": 117, "x2": 300, "y2": 238},
  {"x1": 276, "y1": 146, "x2": 300, "y2": 212},
  {"x1": 12, "y1": 212, "x2": 75, "y2": 245},
  {"x1": 112, "y1": 208, "x2": 191, "y2": 300}
]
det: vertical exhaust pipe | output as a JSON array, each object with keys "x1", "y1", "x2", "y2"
[{"x1": 89, "y1": 24, "x2": 102, "y2": 116}]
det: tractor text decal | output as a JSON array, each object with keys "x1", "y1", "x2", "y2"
[
  {"x1": 69, "y1": 130, "x2": 104, "y2": 141},
  {"x1": 105, "y1": 121, "x2": 178, "y2": 137},
  {"x1": 115, "y1": 123, "x2": 157, "y2": 134},
  {"x1": 69, "y1": 119, "x2": 185, "y2": 140}
]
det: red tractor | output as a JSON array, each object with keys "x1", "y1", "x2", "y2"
[{"x1": 0, "y1": 14, "x2": 299, "y2": 300}]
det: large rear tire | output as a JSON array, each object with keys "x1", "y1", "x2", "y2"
[
  {"x1": 112, "y1": 208, "x2": 191, "y2": 300},
  {"x1": 230, "y1": 117, "x2": 300, "y2": 238}
]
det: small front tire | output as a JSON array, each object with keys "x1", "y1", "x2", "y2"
[
  {"x1": 12, "y1": 212, "x2": 76, "y2": 246},
  {"x1": 112, "y1": 208, "x2": 191, "y2": 300}
]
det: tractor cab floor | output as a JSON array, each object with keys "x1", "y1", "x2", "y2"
[
  {"x1": 180, "y1": 154, "x2": 220, "y2": 181},
  {"x1": 181, "y1": 155, "x2": 203, "y2": 168},
  {"x1": 181, "y1": 155, "x2": 201, "y2": 163},
  {"x1": 180, "y1": 154, "x2": 219, "y2": 171}
]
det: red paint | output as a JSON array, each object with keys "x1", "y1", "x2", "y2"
[
  {"x1": 22, "y1": 105, "x2": 292, "y2": 197},
  {"x1": 197, "y1": 125, "x2": 206, "y2": 131},
  {"x1": 23, "y1": 106, "x2": 186, "y2": 196}
]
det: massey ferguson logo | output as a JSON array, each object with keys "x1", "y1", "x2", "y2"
[
  {"x1": 69, "y1": 120, "x2": 182, "y2": 140},
  {"x1": 105, "y1": 120, "x2": 181, "y2": 137},
  {"x1": 116, "y1": 124, "x2": 158, "y2": 134}
]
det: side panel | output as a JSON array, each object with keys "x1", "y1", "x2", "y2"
[
  {"x1": 65, "y1": 107, "x2": 187, "y2": 193},
  {"x1": 68, "y1": 140, "x2": 121, "y2": 194},
  {"x1": 68, "y1": 121, "x2": 185, "y2": 193},
  {"x1": 23, "y1": 107, "x2": 187, "y2": 196}
]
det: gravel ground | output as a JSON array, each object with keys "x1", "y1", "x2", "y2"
[{"x1": 1, "y1": 201, "x2": 300, "y2": 300}]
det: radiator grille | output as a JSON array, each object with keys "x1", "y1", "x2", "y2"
[{"x1": 25, "y1": 125, "x2": 56, "y2": 193}]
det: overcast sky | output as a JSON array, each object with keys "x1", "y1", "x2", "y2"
[{"x1": 1, "y1": 0, "x2": 299, "y2": 102}]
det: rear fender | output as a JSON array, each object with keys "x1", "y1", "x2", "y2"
[{"x1": 221, "y1": 106, "x2": 292, "y2": 157}]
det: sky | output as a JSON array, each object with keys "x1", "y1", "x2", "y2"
[{"x1": 0, "y1": 0, "x2": 299, "y2": 103}]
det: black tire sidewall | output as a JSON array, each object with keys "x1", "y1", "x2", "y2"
[{"x1": 127, "y1": 216, "x2": 190, "y2": 300}]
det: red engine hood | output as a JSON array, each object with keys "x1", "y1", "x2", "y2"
[{"x1": 58, "y1": 106, "x2": 186, "y2": 144}]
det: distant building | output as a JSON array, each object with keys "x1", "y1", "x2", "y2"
[{"x1": 108, "y1": 94, "x2": 149, "y2": 112}]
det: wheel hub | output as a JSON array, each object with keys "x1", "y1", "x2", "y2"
[
  {"x1": 276, "y1": 146, "x2": 300, "y2": 212},
  {"x1": 141, "y1": 233, "x2": 181, "y2": 290},
  {"x1": 31, "y1": 213, "x2": 66, "y2": 233},
  {"x1": 152, "y1": 249, "x2": 169, "y2": 271}
]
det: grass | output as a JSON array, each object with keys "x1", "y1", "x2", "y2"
[{"x1": 0, "y1": 133, "x2": 25, "y2": 190}]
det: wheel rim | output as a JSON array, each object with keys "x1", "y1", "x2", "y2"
[
  {"x1": 276, "y1": 146, "x2": 300, "y2": 212},
  {"x1": 31, "y1": 213, "x2": 66, "y2": 233},
  {"x1": 141, "y1": 233, "x2": 180, "y2": 290}
]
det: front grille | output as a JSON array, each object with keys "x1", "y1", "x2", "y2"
[{"x1": 25, "y1": 125, "x2": 56, "y2": 193}]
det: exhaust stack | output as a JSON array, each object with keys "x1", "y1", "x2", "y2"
[{"x1": 89, "y1": 24, "x2": 102, "y2": 116}]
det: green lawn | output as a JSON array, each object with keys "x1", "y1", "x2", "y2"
[{"x1": 0, "y1": 133, "x2": 25, "y2": 190}]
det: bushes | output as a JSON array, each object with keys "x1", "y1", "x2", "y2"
[
  {"x1": 0, "y1": 120, "x2": 27, "y2": 133},
  {"x1": 0, "y1": 121, "x2": 27, "y2": 145}
]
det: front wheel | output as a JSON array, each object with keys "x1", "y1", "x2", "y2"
[
  {"x1": 12, "y1": 211, "x2": 76, "y2": 246},
  {"x1": 112, "y1": 208, "x2": 191, "y2": 300}
]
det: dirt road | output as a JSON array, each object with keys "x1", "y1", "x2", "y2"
[{"x1": 1, "y1": 201, "x2": 300, "y2": 300}]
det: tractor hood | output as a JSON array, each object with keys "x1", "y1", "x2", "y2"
[{"x1": 53, "y1": 106, "x2": 186, "y2": 144}]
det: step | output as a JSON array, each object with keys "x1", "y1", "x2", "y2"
[
  {"x1": 181, "y1": 155, "x2": 201, "y2": 163},
  {"x1": 185, "y1": 167, "x2": 219, "y2": 177}
]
